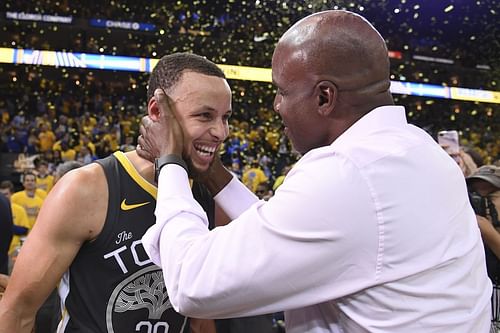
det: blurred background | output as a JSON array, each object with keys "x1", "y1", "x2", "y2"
[{"x1": 0, "y1": 0, "x2": 498, "y2": 189}]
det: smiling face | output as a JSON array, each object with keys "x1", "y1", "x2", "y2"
[
  {"x1": 169, "y1": 71, "x2": 232, "y2": 173},
  {"x1": 271, "y1": 42, "x2": 330, "y2": 155},
  {"x1": 271, "y1": 10, "x2": 394, "y2": 155},
  {"x1": 23, "y1": 174, "x2": 37, "y2": 192}
]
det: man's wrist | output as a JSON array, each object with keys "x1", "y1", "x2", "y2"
[
  {"x1": 204, "y1": 162, "x2": 233, "y2": 195},
  {"x1": 154, "y1": 154, "x2": 188, "y2": 183}
]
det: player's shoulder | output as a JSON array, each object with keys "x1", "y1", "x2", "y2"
[
  {"x1": 51, "y1": 162, "x2": 107, "y2": 203},
  {"x1": 42, "y1": 162, "x2": 109, "y2": 236},
  {"x1": 62, "y1": 161, "x2": 103, "y2": 182}
]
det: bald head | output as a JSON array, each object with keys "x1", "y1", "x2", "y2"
[
  {"x1": 270, "y1": 10, "x2": 395, "y2": 153},
  {"x1": 276, "y1": 10, "x2": 392, "y2": 107}
]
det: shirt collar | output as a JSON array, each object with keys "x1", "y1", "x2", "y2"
[{"x1": 331, "y1": 105, "x2": 407, "y2": 149}]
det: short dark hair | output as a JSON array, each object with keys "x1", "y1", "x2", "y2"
[
  {"x1": 0, "y1": 180, "x2": 14, "y2": 192},
  {"x1": 55, "y1": 161, "x2": 83, "y2": 179},
  {"x1": 147, "y1": 53, "x2": 225, "y2": 102},
  {"x1": 23, "y1": 171, "x2": 37, "y2": 181},
  {"x1": 23, "y1": 170, "x2": 36, "y2": 178}
]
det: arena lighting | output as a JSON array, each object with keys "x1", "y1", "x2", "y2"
[
  {"x1": 89, "y1": 19, "x2": 156, "y2": 32},
  {"x1": 1, "y1": 47, "x2": 499, "y2": 104}
]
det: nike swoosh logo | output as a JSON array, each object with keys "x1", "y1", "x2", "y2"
[{"x1": 120, "y1": 199, "x2": 150, "y2": 211}]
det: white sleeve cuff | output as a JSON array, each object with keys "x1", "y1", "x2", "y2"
[
  {"x1": 213, "y1": 175, "x2": 258, "y2": 219},
  {"x1": 142, "y1": 164, "x2": 208, "y2": 266}
]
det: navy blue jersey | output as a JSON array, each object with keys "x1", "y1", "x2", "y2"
[{"x1": 58, "y1": 151, "x2": 214, "y2": 332}]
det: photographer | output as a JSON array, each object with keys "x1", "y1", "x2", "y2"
[{"x1": 467, "y1": 165, "x2": 500, "y2": 280}]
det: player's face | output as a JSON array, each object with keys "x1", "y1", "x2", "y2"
[{"x1": 170, "y1": 72, "x2": 232, "y2": 173}]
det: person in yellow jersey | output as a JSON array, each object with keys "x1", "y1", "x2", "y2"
[
  {"x1": 38, "y1": 123, "x2": 57, "y2": 153},
  {"x1": 10, "y1": 172, "x2": 45, "y2": 228},
  {"x1": 0, "y1": 181, "x2": 30, "y2": 255},
  {"x1": 241, "y1": 159, "x2": 268, "y2": 192},
  {"x1": 60, "y1": 140, "x2": 77, "y2": 161},
  {"x1": 35, "y1": 160, "x2": 54, "y2": 194}
]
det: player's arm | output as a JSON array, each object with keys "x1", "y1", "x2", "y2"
[
  {"x1": 0, "y1": 164, "x2": 107, "y2": 333},
  {"x1": 190, "y1": 318, "x2": 217, "y2": 333}
]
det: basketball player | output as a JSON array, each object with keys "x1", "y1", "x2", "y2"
[{"x1": 0, "y1": 53, "x2": 230, "y2": 333}]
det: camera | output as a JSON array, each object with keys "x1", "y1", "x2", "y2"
[
  {"x1": 469, "y1": 191, "x2": 500, "y2": 228},
  {"x1": 469, "y1": 192, "x2": 487, "y2": 216}
]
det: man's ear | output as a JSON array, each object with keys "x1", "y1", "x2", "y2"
[
  {"x1": 316, "y1": 80, "x2": 337, "y2": 117},
  {"x1": 147, "y1": 96, "x2": 161, "y2": 121}
]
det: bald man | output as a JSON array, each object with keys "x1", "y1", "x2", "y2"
[{"x1": 138, "y1": 10, "x2": 491, "y2": 333}]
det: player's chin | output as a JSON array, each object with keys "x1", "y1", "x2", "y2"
[
  {"x1": 187, "y1": 159, "x2": 211, "y2": 176},
  {"x1": 193, "y1": 162, "x2": 211, "y2": 174}
]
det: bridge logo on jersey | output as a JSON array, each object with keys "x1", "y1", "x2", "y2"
[{"x1": 106, "y1": 265, "x2": 187, "y2": 333}]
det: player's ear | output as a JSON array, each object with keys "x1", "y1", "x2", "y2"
[{"x1": 147, "y1": 96, "x2": 160, "y2": 121}]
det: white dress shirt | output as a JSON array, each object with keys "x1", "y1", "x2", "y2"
[{"x1": 143, "y1": 105, "x2": 492, "y2": 332}]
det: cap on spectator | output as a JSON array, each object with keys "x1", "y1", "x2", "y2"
[{"x1": 467, "y1": 165, "x2": 500, "y2": 189}]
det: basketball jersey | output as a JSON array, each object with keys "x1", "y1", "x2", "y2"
[{"x1": 57, "y1": 151, "x2": 214, "y2": 333}]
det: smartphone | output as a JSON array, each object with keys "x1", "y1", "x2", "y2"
[{"x1": 438, "y1": 130, "x2": 460, "y2": 155}]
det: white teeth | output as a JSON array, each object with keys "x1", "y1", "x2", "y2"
[{"x1": 194, "y1": 144, "x2": 216, "y2": 156}]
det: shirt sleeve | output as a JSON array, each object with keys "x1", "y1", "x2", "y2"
[
  {"x1": 142, "y1": 164, "x2": 210, "y2": 268},
  {"x1": 213, "y1": 175, "x2": 259, "y2": 219},
  {"x1": 142, "y1": 153, "x2": 380, "y2": 318}
]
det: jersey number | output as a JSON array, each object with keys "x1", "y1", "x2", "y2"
[{"x1": 136, "y1": 321, "x2": 169, "y2": 333}]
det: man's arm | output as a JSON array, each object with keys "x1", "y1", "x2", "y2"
[
  {"x1": 143, "y1": 155, "x2": 380, "y2": 319},
  {"x1": 190, "y1": 318, "x2": 217, "y2": 333},
  {"x1": 213, "y1": 175, "x2": 259, "y2": 220},
  {"x1": 214, "y1": 202, "x2": 231, "y2": 227},
  {"x1": 477, "y1": 215, "x2": 500, "y2": 259},
  {"x1": 0, "y1": 164, "x2": 107, "y2": 332}
]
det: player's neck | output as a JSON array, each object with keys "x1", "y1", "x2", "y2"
[{"x1": 124, "y1": 150, "x2": 155, "y2": 184}]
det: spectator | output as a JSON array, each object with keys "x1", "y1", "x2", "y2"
[
  {"x1": 241, "y1": 159, "x2": 268, "y2": 192},
  {"x1": 10, "y1": 172, "x2": 45, "y2": 227},
  {"x1": 0, "y1": 181, "x2": 30, "y2": 257},
  {"x1": 467, "y1": 165, "x2": 500, "y2": 265},
  {"x1": 0, "y1": 193, "x2": 13, "y2": 275},
  {"x1": 35, "y1": 160, "x2": 55, "y2": 193},
  {"x1": 255, "y1": 181, "x2": 273, "y2": 201}
]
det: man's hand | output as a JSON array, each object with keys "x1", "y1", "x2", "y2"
[
  {"x1": 137, "y1": 88, "x2": 185, "y2": 161},
  {"x1": 439, "y1": 145, "x2": 477, "y2": 177},
  {"x1": 477, "y1": 215, "x2": 492, "y2": 230},
  {"x1": 0, "y1": 274, "x2": 9, "y2": 300}
]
